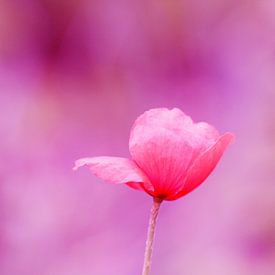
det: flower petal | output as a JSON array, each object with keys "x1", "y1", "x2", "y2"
[
  {"x1": 129, "y1": 108, "x2": 220, "y2": 198},
  {"x1": 130, "y1": 108, "x2": 220, "y2": 153},
  {"x1": 74, "y1": 157, "x2": 149, "y2": 186},
  {"x1": 167, "y1": 133, "x2": 235, "y2": 200}
]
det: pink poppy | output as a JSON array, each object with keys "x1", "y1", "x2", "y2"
[{"x1": 74, "y1": 108, "x2": 234, "y2": 201}]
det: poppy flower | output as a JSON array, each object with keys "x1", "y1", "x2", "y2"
[{"x1": 74, "y1": 108, "x2": 234, "y2": 201}]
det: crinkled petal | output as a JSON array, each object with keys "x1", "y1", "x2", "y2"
[
  {"x1": 132, "y1": 129, "x2": 196, "y2": 198},
  {"x1": 166, "y1": 133, "x2": 235, "y2": 200},
  {"x1": 74, "y1": 157, "x2": 149, "y2": 186},
  {"x1": 130, "y1": 108, "x2": 220, "y2": 153},
  {"x1": 129, "y1": 108, "x2": 220, "y2": 198}
]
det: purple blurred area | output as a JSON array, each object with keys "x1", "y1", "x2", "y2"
[{"x1": 1, "y1": 0, "x2": 275, "y2": 274}]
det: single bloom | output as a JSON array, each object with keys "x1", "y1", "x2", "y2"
[{"x1": 74, "y1": 108, "x2": 234, "y2": 200}]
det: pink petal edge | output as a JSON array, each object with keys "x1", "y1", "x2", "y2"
[
  {"x1": 74, "y1": 156, "x2": 149, "y2": 186},
  {"x1": 167, "y1": 132, "x2": 235, "y2": 200}
]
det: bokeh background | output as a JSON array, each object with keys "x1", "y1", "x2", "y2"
[{"x1": 1, "y1": 0, "x2": 275, "y2": 274}]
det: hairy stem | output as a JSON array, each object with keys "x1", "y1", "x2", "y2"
[{"x1": 142, "y1": 197, "x2": 162, "y2": 275}]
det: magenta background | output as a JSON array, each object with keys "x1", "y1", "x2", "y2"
[{"x1": 1, "y1": 1, "x2": 275, "y2": 274}]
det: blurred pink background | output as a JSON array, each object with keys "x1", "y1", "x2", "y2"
[{"x1": 1, "y1": 0, "x2": 275, "y2": 274}]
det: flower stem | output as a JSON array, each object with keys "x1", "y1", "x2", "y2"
[{"x1": 142, "y1": 197, "x2": 162, "y2": 275}]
